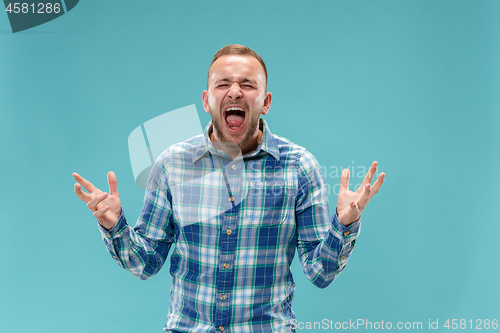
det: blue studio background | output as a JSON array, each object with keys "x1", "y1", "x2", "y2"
[{"x1": 1, "y1": 1, "x2": 499, "y2": 332}]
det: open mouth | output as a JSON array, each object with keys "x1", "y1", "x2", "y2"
[{"x1": 224, "y1": 106, "x2": 246, "y2": 132}]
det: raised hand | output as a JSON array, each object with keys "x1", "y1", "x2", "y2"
[
  {"x1": 337, "y1": 161, "x2": 385, "y2": 226},
  {"x1": 73, "y1": 171, "x2": 122, "y2": 230}
]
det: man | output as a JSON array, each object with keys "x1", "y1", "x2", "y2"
[{"x1": 73, "y1": 44, "x2": 385, "y2": 332}]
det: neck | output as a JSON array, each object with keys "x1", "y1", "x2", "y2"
[
  {"x1": 210, "y1": 129, "x2": 263, "y2": 160},
  {"x1": 241, "y1": 129, "x2": 262, "y2": 155}
]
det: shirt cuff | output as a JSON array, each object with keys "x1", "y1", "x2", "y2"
[
  {"x1": 333, "y1": 208, "x2": 361, "y2": 236},
  {"x1": 98, "y1": 209, "x2": 129, "y2": 267},
  {"x1": 98, "y1": 208, "x2": 128, "y2": 242},
  {"x1": 332, "y1": 209, "x2": 361, "y2": 269}
]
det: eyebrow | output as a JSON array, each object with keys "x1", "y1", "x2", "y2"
[{"x1": 215, "y1": 78, "x2": 258, "y2": 85}]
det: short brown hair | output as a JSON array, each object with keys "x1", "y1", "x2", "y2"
[{"x1": 208, "y1": 44, "x2": 268, "y2": 88}]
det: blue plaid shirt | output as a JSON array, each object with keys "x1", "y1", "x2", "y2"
[{"x1": 100, "y1": 119, "x2": 360, "y2": 333}]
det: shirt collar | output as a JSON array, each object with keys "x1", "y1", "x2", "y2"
[{"x1": 192, "y1": 118, "x2": 280, "y2": 163}]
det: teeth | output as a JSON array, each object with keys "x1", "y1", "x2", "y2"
[{"x1": 226, "y1": 107, "x2": 244, "y2": 112}]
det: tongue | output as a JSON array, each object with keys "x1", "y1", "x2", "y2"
[{"x1": 226, "y1": 114, "x2": 244, "y2": 127}]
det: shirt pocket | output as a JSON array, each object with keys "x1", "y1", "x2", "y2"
[{"x1": 243, "y1": 180, "x2": 293, "y2": 226}]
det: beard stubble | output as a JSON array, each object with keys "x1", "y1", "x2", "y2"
[{"x1": 211, "y1": 108, "x2": 261, "y2": 150}]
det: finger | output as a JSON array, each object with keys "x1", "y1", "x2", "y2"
[
  {"x1": 108, "y1": 171, "x2": 119, "y2": 196},
  {"x1": 340, "y1": 169, "x2": 350, "y2": 193},
  {"x1": 370, "y1": 172, "x2": 385, "y2": 198},
  {"x1": 361, "y1": 161, "x2": 378, "y2": 187},
  {"x1": 348, "y1": 201, "x2": 361, "y2": 221},
  {"x1": 74, "y1": 183, "x2": 92, "y2": 203},
  {"x1": 93, "y1": 205, "x2": 110, "y2": 221},
  {"x1": 357, "y1": 183, "x2": 372, "y2": 210},
  {"x1": 87, "y1": 192, "x2": 108, "y2": 212},
  {"x1": 72, "y1": 172, "x2": 97, "y2": 193}
]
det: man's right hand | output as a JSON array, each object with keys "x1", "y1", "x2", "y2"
[{"x1": 73, "y1": 171, "x2": 122, "y2": 230}]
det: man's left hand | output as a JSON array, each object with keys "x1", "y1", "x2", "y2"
[{"x1": 337, "y1": 161, "x2": 385, "y2": 226}]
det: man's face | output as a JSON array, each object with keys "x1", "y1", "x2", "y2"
[{"x1": 202, "y1": 55, "x2": 272, "y2": 151}]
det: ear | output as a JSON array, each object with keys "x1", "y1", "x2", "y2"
[
  {"x1": 260, "y1": 92, "x2": 272, "y2": 116},
  {"x1": 202, "y1": 90, "x2": 210, "y2": 114}
]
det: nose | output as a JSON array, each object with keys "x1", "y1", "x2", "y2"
[{"x1": 227, "y1": 82, "x2": 242, "y2": 100}]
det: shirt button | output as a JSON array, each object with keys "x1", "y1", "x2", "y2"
[
  {"x1": 231, "y1": 164, "x2": 237, "y2": 170},
  {"x1": 221, "y1": 294, "x2": 226, "y2": 301},
  {"x1": 229, "y1": 196, "x2": 234, "y2": 202},
  {"x1": 106, "y1": 233, "x2": 111, "y2": 238},
  {"x1": 341, "y1": 255, "x2": 346, "y2": 260},
  {"x1": 223, "y1": 263, "x2": 229, "y2": 269},
  {"x1": 219, "y1": 326, "x2": 225, "y2": 331},
  {"x1": 343, "y1": 231, "x2": 350, "y2": 236},
  {"x1": 226, "y1": 229, "x2": 232, "y2": 235}
]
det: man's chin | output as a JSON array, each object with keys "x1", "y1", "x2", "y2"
[
  {"x1": 223, "y1": 136, "x2": 246, "y2": 149},
  {"x1": 212, "y1": 115, "x2": 259, "y2": 151},
  {"x1": 213, "y1": 129, "x2": 244, "y2": 148},
  {"x1": 221, "y1": 140, "x2": 241, "y2": 148}
]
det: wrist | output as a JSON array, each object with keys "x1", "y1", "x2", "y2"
[{"x1": 337, "y1": 207, "x2": 360, "y2": 226}]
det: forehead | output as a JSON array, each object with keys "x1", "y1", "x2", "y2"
[{"x1": 209, "y1": 55, "x2": 266, "y2": 83}]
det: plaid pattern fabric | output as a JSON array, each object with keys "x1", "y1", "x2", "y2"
[{"x1": 100, "y1": 119, "x2": 360, "y2": 333}]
